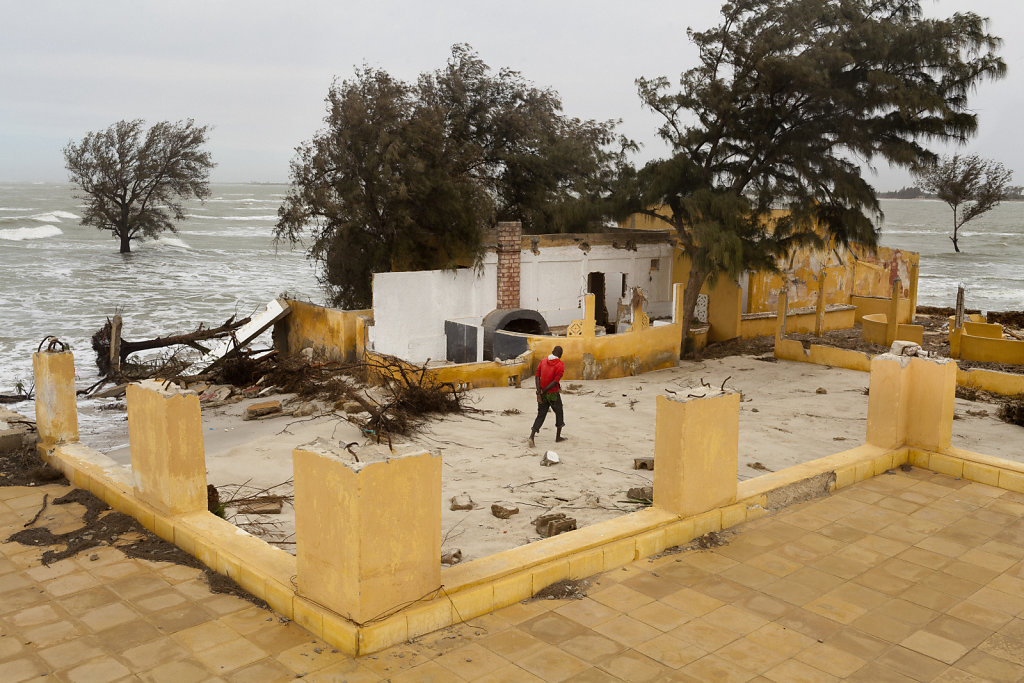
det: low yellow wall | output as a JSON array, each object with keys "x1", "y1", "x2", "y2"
[
  {"x1": 364, "y1": 351, "x2": 531, "y2": 390},
  {"x1": 742, "y1": 306, "x2": 856, "y2": 339},
  {"x1": 957, "y1": 366, "x2": 1024, "y2": 395},
  {"x1": 776, "y1": 337, "x2": 1024, "y2": 396},
  {"x1": 959, "y1": 334, "x2": 1024, "y2": 365},
  {"x1": 774, "y1": 338, "x2": 874, "y2": 372},
  {"x1": 273, "y1": 299, "x2": 371, "y2": 362},
  {"x1": 964, "y1": 321, "x2": 1003, "y2": 339},
  {"x1": 851, "y1": 295, "x2": 913, "y2": 325},
  {"x1": 947, "y1": 318, "x2": 1024, "y2": 365},
  {"x1": 861, "y1": 314, "x2": 924, "y2": 346},
  {"x1": 523, "y1": 323, "x2": 682, "y2": 380}
]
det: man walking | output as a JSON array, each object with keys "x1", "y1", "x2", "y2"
[{"x1": 529, "y1": 345, "x2": 566, "y2": 447}]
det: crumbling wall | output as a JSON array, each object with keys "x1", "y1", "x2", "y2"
[{"x1": 273, "y1": 300, "x2": 370, "y2": 362}]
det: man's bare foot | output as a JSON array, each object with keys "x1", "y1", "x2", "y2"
[
  {"x1": 528, "y1": 435, "x2": 536, "y2": 448},
  {"x1": 556, "y1": 435, "x2": 568, "y2": 443}
]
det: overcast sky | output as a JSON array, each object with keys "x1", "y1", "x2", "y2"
[{"x1": 2, "y1": 0, "x2": 1021, "y2": 190}]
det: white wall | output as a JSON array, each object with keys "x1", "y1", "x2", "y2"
[
  {"x1": 371, "y1": 242, "x2": 675, "y2": 362},
  {"x1": 519, "y1": 243, "x2": 675, "y2": 326},
  {"x1": 372, "y1": 266, "x2": 496, "y2": 361}
]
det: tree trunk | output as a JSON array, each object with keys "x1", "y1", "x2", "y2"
[
  {"x1": 119, "y1": 231, "x2": 131, "y2": 254},
  {"x1": 950, "y1": 232, "x2": 960, "y2": 253},
  {"x1": 678, "y1": 264, "x2": 708, "y2": 358}
]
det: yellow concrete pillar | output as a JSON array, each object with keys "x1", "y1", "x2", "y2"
[
  {"x1": 32, "y1": 350, "x2": 79, "y2": 447},
  {"x1": 127, "y1": 380, "x2": 207, "y2": 515},
  {"x1": 293, "y1": 443, "x2": 442, "y2": 624},
  {"x1": 885, "y1": 278, "x2": 900, "y2": 346},
  {"x1": 774, "y1": 289, "x2": 788, "y2": 345},
  {"x1": 866, "y1": 355, "x2": 956, "y2": 451},
  {"x1": 653, "y1": 392, "x2": 739, "y2": 518},
  {"x1": 707, "y1": 278, "x2": 742, "y2": 342},
  {"x1": 814, "y1": 268, "x2": 827, "y2": 336},
  {"x1": 865, "y1": 355, "x2": 909, "y2": 449},
  {"x1": 906, "y1": 357, "x2": 956, "y2": 452},
  {"x1": 583, "y1": 294, "x2": 596, "y2": 338}
]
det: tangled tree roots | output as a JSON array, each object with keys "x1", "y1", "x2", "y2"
[
  {"x1": 999, "y1": 394, "x2": 1024, "y2": 427},
  {"x1": 360, "y1": 354, "x2": 468, "y2": 441}
]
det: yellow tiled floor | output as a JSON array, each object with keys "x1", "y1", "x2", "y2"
[{"x1": 4, "y1": 467, "x2": 1024, "y2": 681}]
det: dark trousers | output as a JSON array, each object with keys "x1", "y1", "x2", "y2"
[{"x1": 532, "y1": 394, "x2": 564, "y2": 433}]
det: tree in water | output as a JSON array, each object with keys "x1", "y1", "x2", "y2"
[
  {"x1": 624, "y1": 0, "x2": 1005, "y2": 346},
  {"x1": 63, "y1": 120, "x2": 215, "y2": 253},
  {"x1": 275, "y1": 44, "x2": 630, "y2": 309},
  {"x1": 914, "y1": 154, "x2": 1013, "y2": 253}
]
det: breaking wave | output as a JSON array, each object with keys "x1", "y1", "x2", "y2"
[
  {"x1": 28, "y1": 210, "x2": 79, "y2": 223},
  {"x1": 0, "y1": 225, "x2": 63, "y2": 241}
]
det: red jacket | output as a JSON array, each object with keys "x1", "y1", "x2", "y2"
[{"x1": 536, "y1": 356, "x2": 564, "y2": 395}]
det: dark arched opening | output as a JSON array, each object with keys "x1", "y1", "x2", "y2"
[{"x1": 482, "y1": 308, "x2": 550, "y2": 360}]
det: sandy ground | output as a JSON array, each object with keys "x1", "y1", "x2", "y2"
[{"x1": 89, "y1": 355, "x2": 1024, "y2": 564}]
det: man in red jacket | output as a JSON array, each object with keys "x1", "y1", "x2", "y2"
[{"x1": 529, "y1": 345, "x2": 566, "y2": 447}]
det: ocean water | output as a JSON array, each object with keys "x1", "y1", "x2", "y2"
[
  {"x1": 1, "y1": 185, "x2": 1022, "y2": 418},
  {"x1": 877, "y1": 198, "x2": 1024, "y2": 313},
  {"x1": 0, "y1": 183, "x2": 320, "y2": 439}
]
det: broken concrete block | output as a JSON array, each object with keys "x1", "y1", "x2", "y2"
[
  {"x1": 815, "y1": 387, "x2": 828, "y2": 394},
  {"x1": 491, "y1": 503, "x2": 519, "y2": 519},
  {"x1": 0, "y1": 408, "x2": 36, "y2": 455},
  {"x1": 540, "y1": 451, "x2": 560, "y2": 467},
  {"x1": 342, "y1": 401, "x2": 363, "y2": 414},
  {"x1": 891, "y1": 340, "x2": 921, "y2": 356},
  {"x1": 441, "y1": 549, "x2": 462, "y2": 565},
  {"x1": 626, "y1": 486, "x2": 654, "y2": 503},
  {"x1": 200, "y1": 385, "x2": 232, "y2": 402},
  {"x1": 450, "y1": 493, "x2": 475, "y2": 511},
  {"x1": 533, "y1": 512, "x2": 577, "y2": 538},
  {"x1": 244, "y1": 400, "x2": 282, "y2": 420},
  {"x1": 633, "y1": 456, "x2": 654, "y2": 470}
]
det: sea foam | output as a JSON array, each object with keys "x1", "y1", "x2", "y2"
[{"x1": 0, "y1": 226, "x2": 63, "y2": 241}]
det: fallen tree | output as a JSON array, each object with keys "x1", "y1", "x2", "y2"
[{"x1": 91, "y1": 314, "x2": 251, "y2": 379}]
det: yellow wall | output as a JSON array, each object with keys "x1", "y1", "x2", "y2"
[
  {"x1": 948, "y1": 318, "x2": 1024, "y2": 364},
  {"x1": 523, "y1": 323, "x2": 682, "y2": 380},
  {"x1": 774, "y1": 338, "x2": 874, "y2": 372},
  {"x1": 958, "y1": 333, "x2": 1024, "y2": 364},
  {"x1": 273, "y1": 299, "x2": 372, "y2": 362},
  {"x1": 851, "y1": 295, "x2": 914, "y2": 325},
  {"x1": 364, "y1": 351, "x2": 530, "y2": 390},
  {"x1": 664, "y1": 221, "x2": 919, "y2": 342},
  {"x1": 861, "y1": 314, "x2": 924, "y2": 346},
  {"x1": 748, "y1": 306, "x2": 857, "y2": 339}
]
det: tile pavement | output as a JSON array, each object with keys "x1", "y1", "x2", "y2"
[{"x1": 3, "y1": 467, "x2": 1024, "y2": 681}]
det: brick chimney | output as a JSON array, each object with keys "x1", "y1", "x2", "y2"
[{"x1": 496, "y1": 221, "x2": 522, "y2": 310}]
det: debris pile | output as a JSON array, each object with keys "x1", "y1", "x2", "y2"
[{"x1": 82, "y1": 300, "x2": 470, "y2": 444}]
